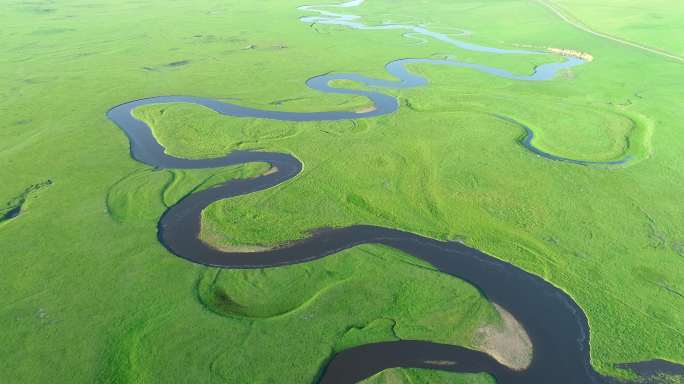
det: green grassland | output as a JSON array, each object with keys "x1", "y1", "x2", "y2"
[
  {"x1": 97, "y1": 245, "x2": 498, "y2": 383},
  {"x1": 361, "y1": 368, "x2": 494, "y2": 384},
  {"x1": 1, "y1": 0, "x2": 683, "y2": 383},
  {"x1": 550, "y1": 0, "x2": 684, "y2": 57}
]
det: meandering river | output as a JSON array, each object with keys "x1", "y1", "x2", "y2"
[{"x1": 106, "y1": 1, "x2": 663, "y2": 383}]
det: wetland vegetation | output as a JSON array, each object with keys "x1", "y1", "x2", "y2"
[{"x1": 1, "y1": 0, "x2": 683, "y2": 383}]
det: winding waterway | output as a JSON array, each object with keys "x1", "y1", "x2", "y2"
[{"x1": 106, "y1": 1, "x2": 665, "y2": 383}]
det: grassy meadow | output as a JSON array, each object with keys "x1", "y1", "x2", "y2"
[
  {"x1": 361, "y1": 368, "x2": 494, "y2": 384},
  {"x1": 550, "y1": 0, "x2": 684, "y2": 57},
  {"x1": 1, "y1": 0, "x2": 683, "y2": 383}
]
